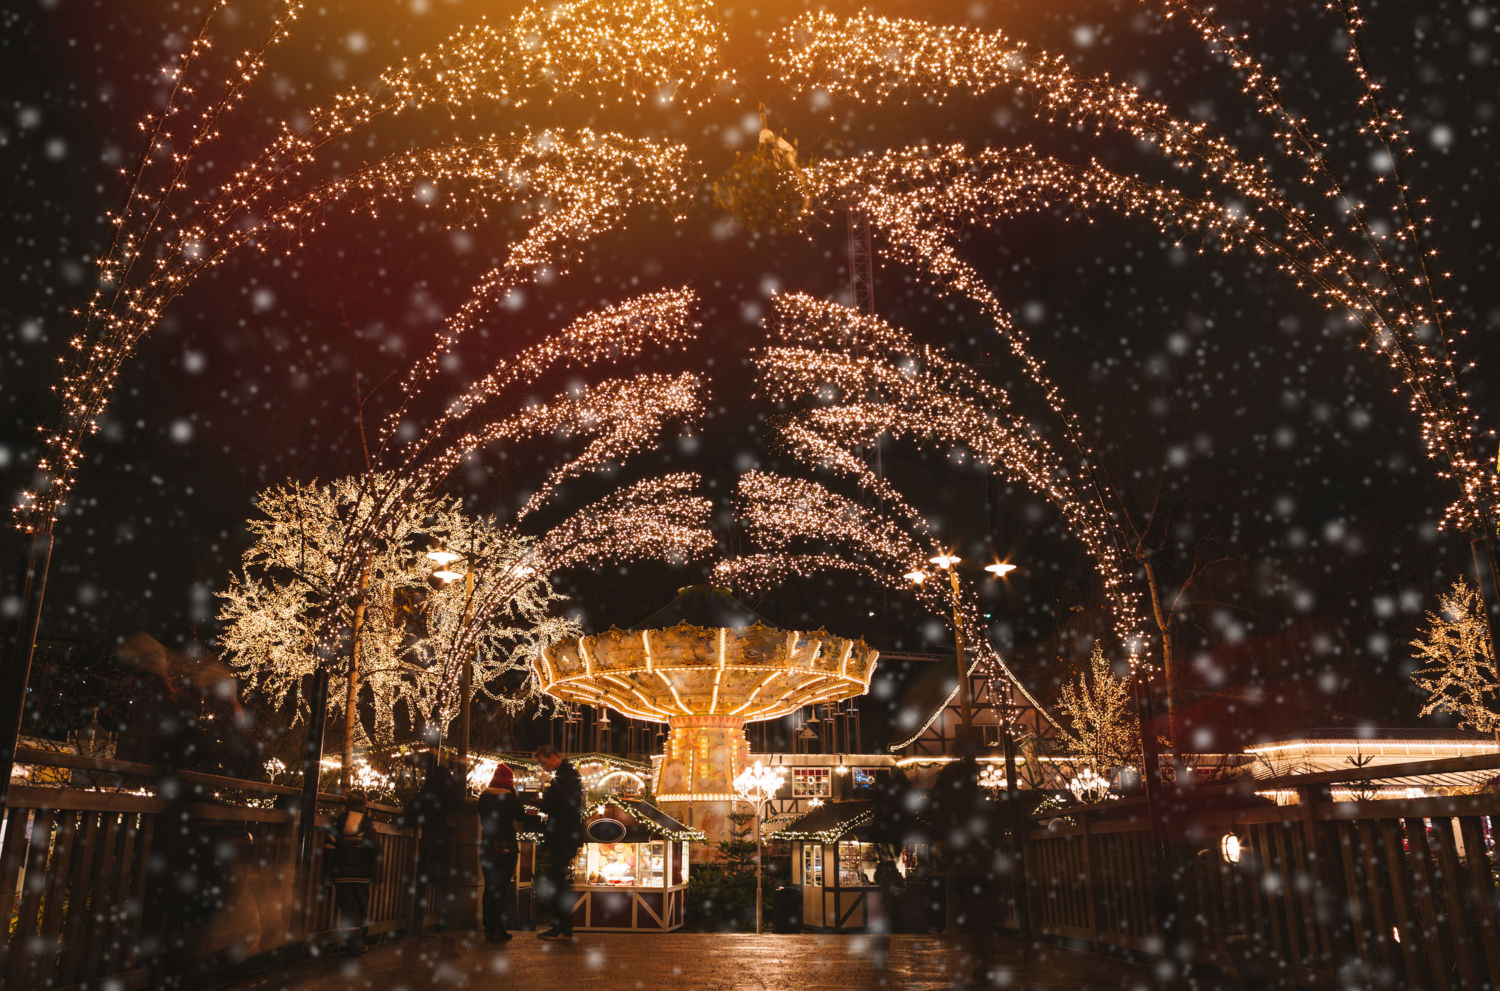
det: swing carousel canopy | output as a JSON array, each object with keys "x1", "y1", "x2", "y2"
[{"x1": 531, "y1": 585, "x2": 879, "y2": 724}]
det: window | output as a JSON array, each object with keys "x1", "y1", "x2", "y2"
[
  {"x1": 851, "y1": 768, "x2": 877, "y2": 791},
  {"x1": 792, "y1": 767, "x2": 831, "y2": 797},
  {"x1": 837, "y1": 841, "x2": 878, "y2": 887},
  {"x1": 803, "y1": 844, "x2": 823, "y2": 886}
]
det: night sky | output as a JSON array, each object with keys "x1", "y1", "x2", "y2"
[{"x1": 3, "y1": 0, "x2": 1499, "y2": 749}]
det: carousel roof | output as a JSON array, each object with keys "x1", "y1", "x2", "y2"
[
  {"x1": 632, "y1": 585, "x2": 773, "y2": 631},
  {"x1": 532, "y1": 586, "x2": 879, "y2": 724}
]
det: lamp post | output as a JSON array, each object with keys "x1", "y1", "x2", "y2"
[
  {"x1": 733, "y1": 760, "x2": 786, "y2": 935},
  {"x1": 904, "y1": 552, "x2": 1016, "y2": 751},
  {"x1": 905, "y1": 552, "x2": 1029, "y2": 936},
  {"x1": 427, "y1": 549, "x2": 477, "y2": 773}
]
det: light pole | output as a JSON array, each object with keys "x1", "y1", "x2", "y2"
[
  {"x1": 733, "y1": 759, "x2": 786, "y2": 935},
  {"x1": 427, "y1": 548, "x2": 477, "y2": 774},
  {"x1": 904, "y1": 552, "x2": 1016, "y2": 751},
  {"x1": 906, "y1": 552, "x2": 1029, "y2": 936}
]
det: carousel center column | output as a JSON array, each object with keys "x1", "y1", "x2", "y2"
[{"x1": 653, "y1": 714, "x2": 750, "y2": 852}]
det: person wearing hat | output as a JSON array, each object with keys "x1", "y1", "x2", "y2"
[
  {"x1": 324, "y1": 790, "x2": 381, "y2": 956},
  {"x1": 477, "y1": 762, "x2": 528, "y2": 943}
]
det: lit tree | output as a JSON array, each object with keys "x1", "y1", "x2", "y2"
[
  {"x1": 1411, "y1": 580, "x2": 1500, "y2": 740},
  {"x1": 217, "y1": 475, "x2": 577, "y2": 751},
  {"x1": 217, "y1": 286, "x2": 714, "y2": 759},
  {"x1": 1056, "y1": 644, "x2": 1142, "y2": 777}
]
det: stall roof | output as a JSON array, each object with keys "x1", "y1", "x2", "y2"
[
  {"x1": 617, "y1": 799, "x2": 704, "y2": 842},
  {"x1": 778, "y1": 800, "x2": 875, "y2": 843}
]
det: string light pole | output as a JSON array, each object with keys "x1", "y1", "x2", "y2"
[
  {"x1": 904, "y1": 552, "x2": 1016, "y2": 750},
  {"x1": 733, "y1": 760, "x2": 786, "y2": 935},
  {"x1": 907, "y1": 551, "x2": 1030, "y2": 936}
]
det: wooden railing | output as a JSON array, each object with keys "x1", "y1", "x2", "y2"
[
  {"x1": 1, "y1": 749, "x2": 426, "y2": 991},
  {"x1": 1016, "y1": 752, "x2": 1500, "y2": 989}
]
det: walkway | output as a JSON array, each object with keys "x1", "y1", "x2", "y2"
[{"x1": 224, "y1": 932, "x2": 1169, "y2": 991}]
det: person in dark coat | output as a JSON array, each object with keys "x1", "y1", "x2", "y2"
[
  {"x1": 477, "y1": 762, "x2": 528, "y2": 943},
  {"x1": 115, "y1": 633, "x2": 237, "y2": 988},
  {"x1": 324, "y1": 790, "x2": 381, "y2": 955},
  {"x1": 403, "y1": 748, "x2": 460, "y2": 932},
  {"x1": 930, "y1": 752, "x2": 1004, "y2": 985},
  {"x1": 533, "y1": 744, "x2": 584, "y2": 941}
]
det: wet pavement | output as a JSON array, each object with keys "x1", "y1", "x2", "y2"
[{"x1": 224, "y1": 931, "x2": 1174, "y2": 991}]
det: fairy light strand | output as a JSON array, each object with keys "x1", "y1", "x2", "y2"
[{"x1": 775, "y1": 3, "x2": 1494, "y2": 534}]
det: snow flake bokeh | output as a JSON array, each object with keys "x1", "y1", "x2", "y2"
[{"x1": 3, "y1": 0, "x2": 1500, "y2": 749}]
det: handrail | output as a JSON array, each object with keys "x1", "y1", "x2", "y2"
[
  {"x1": 1026, "y1": 749, "x2": 1500, "y2": 823},
  {"x1": 10, "y1": 745, "x2": 404, "y2": 814},
  {"x1": 1217, "y1": 748, "x2": 1500, "y2": 792}
]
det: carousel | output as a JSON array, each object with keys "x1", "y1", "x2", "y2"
[{"x1": 532, "y1": 585, "x2": 880, "y2": 846}]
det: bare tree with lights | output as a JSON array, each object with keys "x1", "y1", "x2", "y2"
[{"x1": 1411, "y1": 579, "x2": 1500, "y2": 742}]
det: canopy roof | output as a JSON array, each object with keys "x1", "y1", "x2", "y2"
[{"x1": 583, "y1": 799, "x2": 703, "y2": 843}]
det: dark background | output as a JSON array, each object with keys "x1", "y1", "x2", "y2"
[{"x1": 3, "y1": 0, "x2": 1498, "y2": 752}]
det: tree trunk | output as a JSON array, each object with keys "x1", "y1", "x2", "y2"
[
  {"x1": 1471, "y1": 529, "x2": 1498, "y2": 670},
  {"x1": 342, "y1": 556, "x2": 372, "y2": 791},
  {"x1": 1139, "y1": 557, "x2": 1176, "y2": 748}
]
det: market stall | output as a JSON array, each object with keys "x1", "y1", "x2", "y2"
[
  {"x1": 782, "y1": 800, "x2": 899, "y2": 932},
  {"x1": 564, "y1": 799, "x2": 701, "y2": 932}
]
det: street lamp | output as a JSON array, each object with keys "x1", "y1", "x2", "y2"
[
  {"x1": 733, "y1": 759, "x2": 786, "y2": 935},
  {"x1": 977, "y1": 762, "x2": 1008, "y2": 799},
  {"x1": 904, "y1": 551, "x2": 1018, "y2": 750},
  {"x1": 905, "y1": 550, "x2": 1030, "y2": 936},
  {"x1": 427, "y1": 547, "x2": 478, "y2": 774}
]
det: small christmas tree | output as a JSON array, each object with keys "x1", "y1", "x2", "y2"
[
  {"x1": 718, "y1": 807, "x2": 759, "y2": 873},
  {"x1": 1056, "y1": 643, "x2": 1142, "y2": 776}
]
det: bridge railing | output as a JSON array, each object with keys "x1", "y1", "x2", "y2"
[
  {"x1": 1, "y1": 748, "x2": 424, "y2": 990},
  {"x1": 1017, "y1": 751, "x2": 1500, "y2": 989}
]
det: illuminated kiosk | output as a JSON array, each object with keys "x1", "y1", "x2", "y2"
[
  {"x1": 565, "y1": 800, "x2": 701, "y2": 932},
  {"x1": 533, "y1": 585, "x2": 879, "y2": 848}
]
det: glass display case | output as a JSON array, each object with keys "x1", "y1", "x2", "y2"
[{"x1": 575, "y1": 841, "x2": 666, "y2": 887}]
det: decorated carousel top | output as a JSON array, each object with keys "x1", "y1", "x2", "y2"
[{"x1": 532, "y1": 585, "x2": 879, "y2": 724}]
